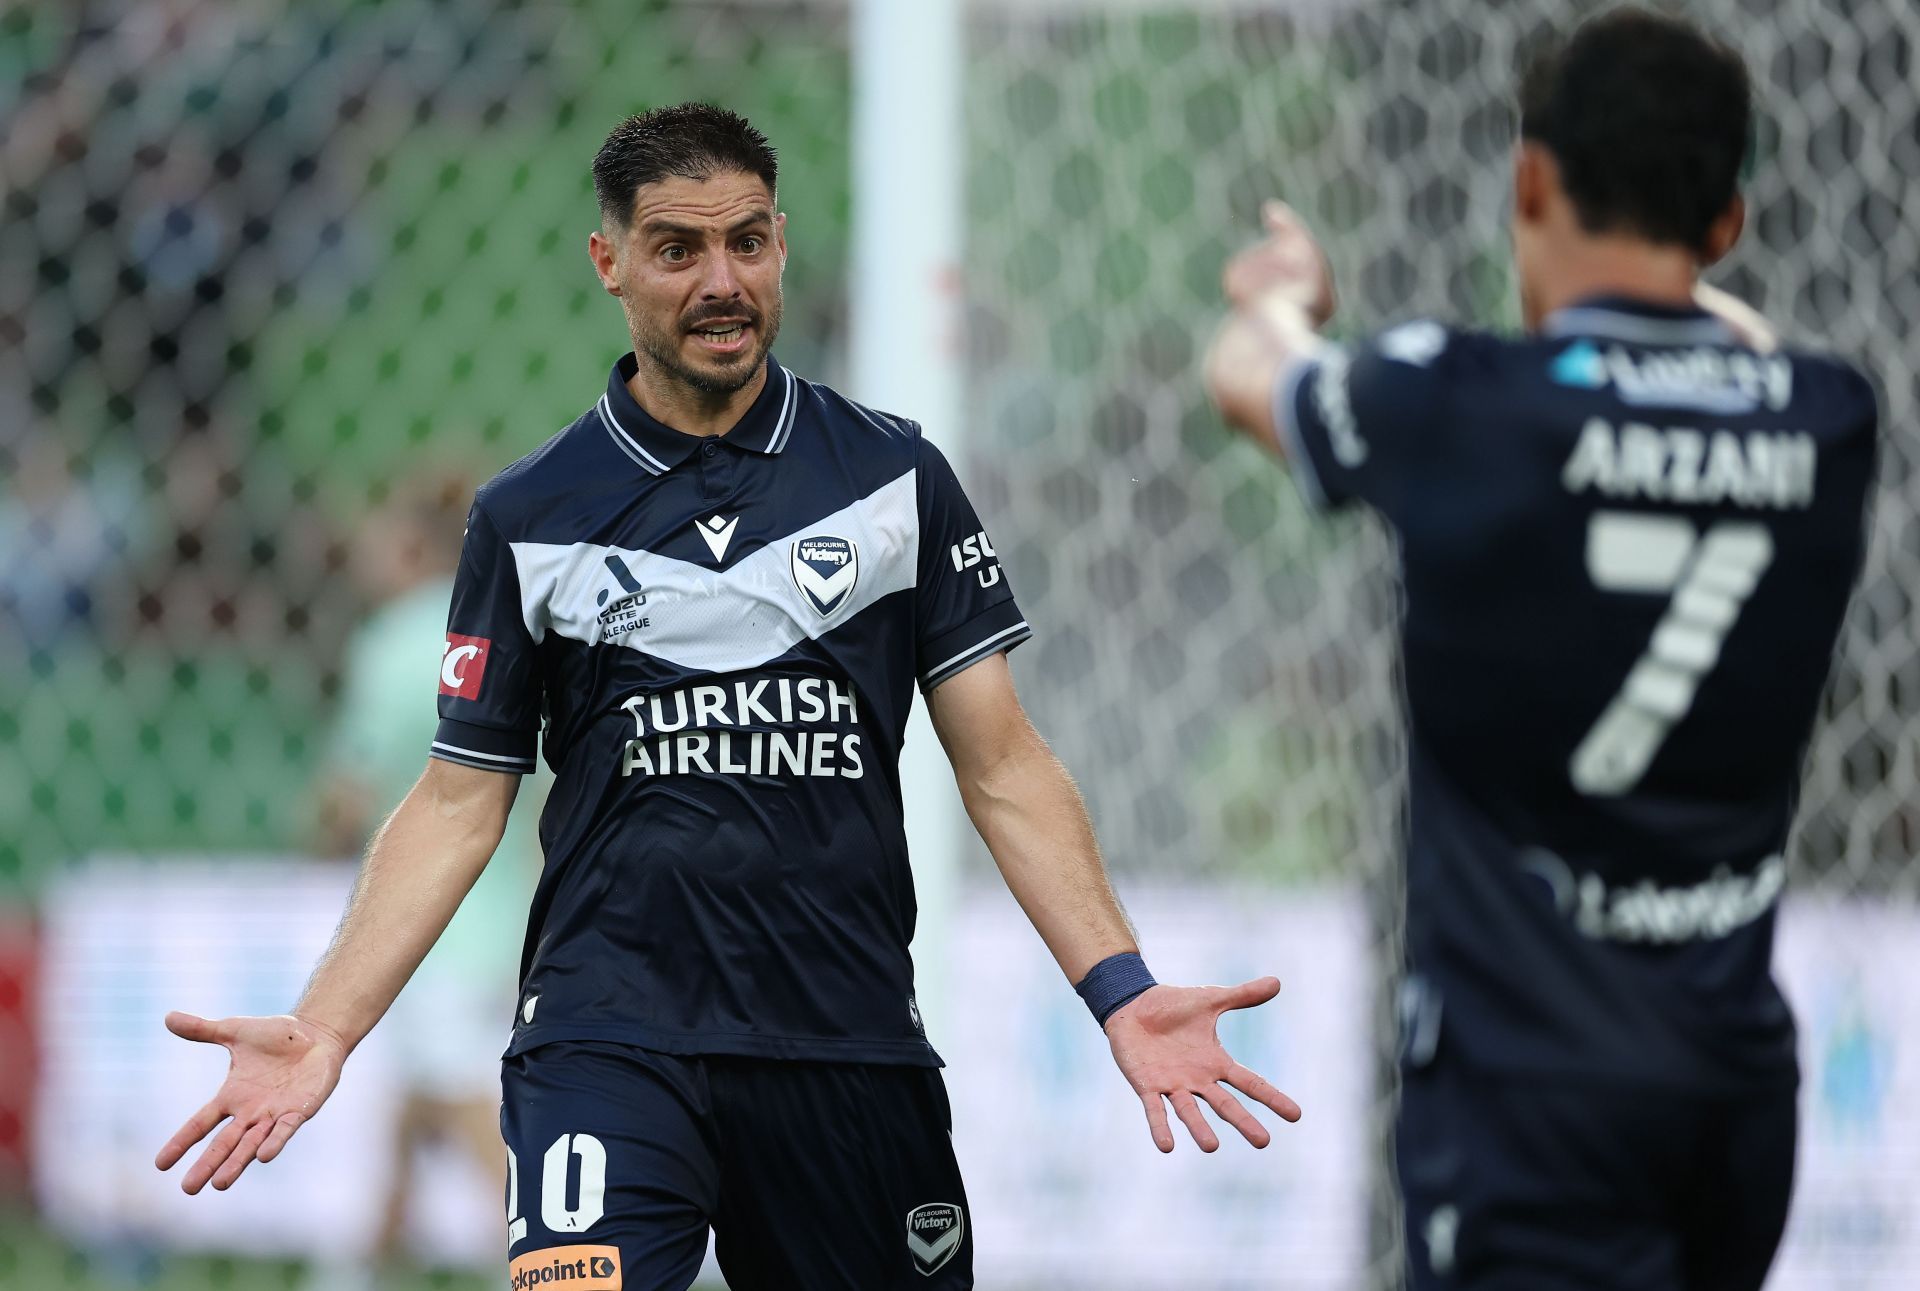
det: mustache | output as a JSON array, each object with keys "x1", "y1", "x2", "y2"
[{"x1": 682, "y1": 303, "x2": 762, "y2": 331}]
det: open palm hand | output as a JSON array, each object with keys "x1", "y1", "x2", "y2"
[
  {"x1": 154, "y1": 1011, "x2": 348, "y2": 1193},
  {"x1": 1104, "y1": 978, "x2": 1302, "y2": 1153}
]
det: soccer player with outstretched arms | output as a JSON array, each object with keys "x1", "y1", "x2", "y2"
[
  {"x1": 156, "y1": 103, "x2": 1299, "y2": 1289},
  {"x1": 1206, "y1": 10, "x2": 1875, "y2": 1290}
]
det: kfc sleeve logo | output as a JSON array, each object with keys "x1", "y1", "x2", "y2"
[{"x1": 439, "y1": 633, "x2": 491, "y2": 700}]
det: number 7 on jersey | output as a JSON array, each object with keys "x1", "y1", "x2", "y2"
[{"x1": 1572, "y1": 511, "x2": 1775, "y2": 796}]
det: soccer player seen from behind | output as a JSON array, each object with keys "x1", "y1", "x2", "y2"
[
  {"x1": 1205, "y1": 11, "x2": 1876, "y2": 1291},
  {"x1": 155, "y1": 102, "x2": 1301, "y2": 1289}
]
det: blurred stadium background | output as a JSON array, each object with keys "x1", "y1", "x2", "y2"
[{"x1": 2, "y1": 0, "x2": 1914, "y2": 1287}]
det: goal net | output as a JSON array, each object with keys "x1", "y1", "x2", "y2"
[
  {"x1": 2, "y1": 2, "x2": 1914, "y2": 1288},
  {"x1": 961, "y1": 0, "x2": 1917, "y2": 1286}
]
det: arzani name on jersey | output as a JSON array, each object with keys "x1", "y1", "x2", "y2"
[{"x1": 1560, "y1": 417, "x2": 1817, "y2": 511}]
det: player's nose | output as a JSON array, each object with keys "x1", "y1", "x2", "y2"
[{"x1": 699, "y1": 254, "x2": 743, "y2": 301}]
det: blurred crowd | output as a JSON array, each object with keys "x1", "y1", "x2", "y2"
[
  {"x1": 0, "y1": 0, "x2": 856, "y2": 884},
  {"x1": 0, "y1": 1, "x2": 536, "y2": 668}
]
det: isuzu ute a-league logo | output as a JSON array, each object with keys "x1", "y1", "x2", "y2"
[
  {"x1": 905, "y1": 1202, "x2": 964, "y2": 1276},
  {"x1": 595, "y1": 554, "x2": 649, "y2": 638},
  {"x1": 791, "y1": 534, "x2": 859, "y2": 615}
]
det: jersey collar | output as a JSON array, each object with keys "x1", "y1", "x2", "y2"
[
  {"x1": 596, "y1": 353, "x2": 799, "y2": 475},
  {"x1": 1541, "y1": 295, "x2": 1736, "y2": 346}
]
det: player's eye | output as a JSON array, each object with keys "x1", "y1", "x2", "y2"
[
  {"x1": 661, "y1": 245, "x2": 688, "y2": 263},
  {"x1": 738, "y1": 236, "x2": 763, "y2": 255}
]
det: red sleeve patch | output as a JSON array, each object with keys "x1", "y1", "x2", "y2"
[{"x1": 439, "y1": 633, "x2": 492, "y2": 700}]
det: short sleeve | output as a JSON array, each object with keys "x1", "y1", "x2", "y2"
[
  {"x1": 428, "y1": 502, "x2": 541, "y2": 775},
  {"x1": 1278, "y1": 319, "x2": 1455, "y2": 515},
  {"x1": 914, "y1": 438, "x2": 1032, "y2": 692}
]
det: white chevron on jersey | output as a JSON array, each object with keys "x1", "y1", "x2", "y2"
[{"x1": 509, "y1": 468, "x2": 919, "y2": 674}]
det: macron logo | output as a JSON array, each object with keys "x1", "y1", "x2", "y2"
[{"x1": 697, "y1": 514, "x2": 738, "y2": 562}]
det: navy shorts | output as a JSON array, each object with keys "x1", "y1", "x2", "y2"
[
  {"x1": 1397, "y1": 1047, "x2": 1797, "y2": 1291},
  {"x1": 501, "y1": 1041, "x2": 972, "y2": 1291}
]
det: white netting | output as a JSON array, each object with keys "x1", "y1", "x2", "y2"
[
  {"x1": 3, "y1": 1, "x2": 1915, "y2": 1288},
  {"x1": 963, "y1": 1, "x2": 1918, "y2": 1285}
]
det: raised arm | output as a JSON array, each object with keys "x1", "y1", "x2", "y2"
[
  {"x1": 1204, "y1": 200, "x2": 1338, "y2": 455},
  {"x1": 1693, "y1": 280, "x2": 1778, "y2": 351},
  {"x1": 155, "y1": 756, "x2": 518, "y2": 1192},
  {"x1": 926, "y1": 654, "x2": 1301, "y2": 1152}
]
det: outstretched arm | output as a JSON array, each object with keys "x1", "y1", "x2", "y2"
[
  {"x1": 926, "y1": 654, "x2": 1301, "y2": 1151},
  {"x1": 1206, "y1": 205, "x2": 1777, "y2": 453},
  {"x1": 155, "y1": 756, "x2": 518, "y2": 1192}
]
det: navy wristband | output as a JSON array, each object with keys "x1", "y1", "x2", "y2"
[{"x1": 1074, "y1": 952, "x2": 1157, "y2": 1028}]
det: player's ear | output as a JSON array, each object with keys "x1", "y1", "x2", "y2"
[
  {"x1": 1699, "y1": 194, "x2": 1745, "y2": 269},
  {"x1": 588, "y1": 229, "x2": 622, "y2": 296},
  {"x1": 1512, "y1": 142, "x2": 1553, "y2": 229},
  {"x1": 773, "y1": 210, "x2": 788, "y2": 263}
]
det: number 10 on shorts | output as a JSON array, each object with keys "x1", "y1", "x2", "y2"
[{"x1": 508, "y1": 1134, "x2": 609, "y2": 1242}]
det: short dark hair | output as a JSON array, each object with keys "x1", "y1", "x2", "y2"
[
  {"x1": 591, "y1": 102, "x2": 779, "y2": 228},
  {"x1": 1519, "y1": 8, "x2": 1751, "y2": 255}
]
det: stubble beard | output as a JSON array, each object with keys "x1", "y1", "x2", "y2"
[{"x1": 630, "y1": 296, "x2": 784, "y2": 397}]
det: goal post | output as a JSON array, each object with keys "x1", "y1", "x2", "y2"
[{"x1": 850, "y1": 0, "x2": 970, "y2": 1048}]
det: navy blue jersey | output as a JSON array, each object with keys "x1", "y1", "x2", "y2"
[
  {"x1": 430, "y1": 354, "x2": 1029, "y2": 1066},
  {"x1": 1280, "y1": 298, "x2": 1877, "y2": 1088}
]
